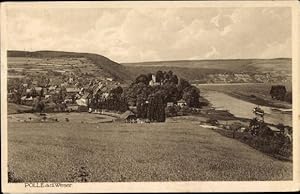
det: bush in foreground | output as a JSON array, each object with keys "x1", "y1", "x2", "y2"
[{"x1": 213, "y1": 127, "x2": 292, "y2": 161}]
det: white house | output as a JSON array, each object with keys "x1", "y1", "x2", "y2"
[
  {"x1": 167, "y1": 102, "x2": 174, "y2": 107},
  {"x1": 177, "y1": 99, "x2": 187, "y2": 107}
]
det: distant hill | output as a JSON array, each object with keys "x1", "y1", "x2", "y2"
[
  {"x1": 8, "y1": 50, "x2": 291, "y2": 83},
  {"x1": 123, "y1": 58, "x2": 291, "y2": 74},
  {"x1": 126, "y1": 66, "x2": 229, "y2": 82},
  {"x1": 123, "y1": 58, "x2": 292, "y2": 83},
  {"x1": 8, "y1": 50, "x2": 134, "y2": 82}
]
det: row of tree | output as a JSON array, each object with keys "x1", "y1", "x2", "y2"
[{"x1": 135, "y1": 70, "x2": 179, "y2": 85}]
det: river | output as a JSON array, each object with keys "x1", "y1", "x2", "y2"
[{"x1": 201, "y1": 90, "x2": 292, "y2": 127}]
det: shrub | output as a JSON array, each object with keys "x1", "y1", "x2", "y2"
[
  {"x1": 285, "y1": 91, "x2": 292, "y2": 103},
  {"x1": 199, "y1": 101, "x2": 209, "y2": 107},
  {"x1": 278, "y1": 142, "x2": 292, "y2": 158},
  {"x1": 214, "y1": 127, "x2": 292, "y2": 160},
  {"x1": 270, "y1": 85, "x2": 287, "y2": 101},
  {"x1": 8, "y1": 170, "x2": 23, "y2": 183},
  {"x1": 207, "y1": 118, "x2": 219, "y2": 126},
  {"x1": 165, "y1": 105, "x2": 178, "y2": 117},
  {"x1": 180, "y1": 106, "x2": 192, "y2": 115}
]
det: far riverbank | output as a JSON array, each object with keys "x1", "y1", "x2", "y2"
[{"x1": 195, "y1": 83, "x2": 292, "y2": 109}]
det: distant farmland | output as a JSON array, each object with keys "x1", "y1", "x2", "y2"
[
  {"x1": 124, "y1": 58, "x2": 291, "y2": 83},
  {"x1": 7, "y1": 50, "x2": 134, "y2": 82},
  {"x1": 123, "y1": 58, "x2": 291, "y2": 74}
]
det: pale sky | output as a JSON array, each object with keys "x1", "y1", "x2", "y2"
[{"x1": 6, "y1": 7, "x2": 291, "y2": 63}]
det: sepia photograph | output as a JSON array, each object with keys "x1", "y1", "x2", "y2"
[{"x1": 1, "y1": 1, "x2": 299, "y2": 193}]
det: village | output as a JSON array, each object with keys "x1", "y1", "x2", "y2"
[
  {"x1": 8, "y1": 71, "x2": 121, "y2": 113},
  {"x1": 8, "y1": 66, "x2": 203, "y2": 122},
  {"x1": 203, "y1": 72, "x2": 290, "y2": 84},
  {"x1": 7, "y1": 60, "x2": 293, "y2": 164}
]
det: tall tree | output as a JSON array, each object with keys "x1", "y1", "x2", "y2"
[
  {"x1": 170, "y1": 74, "x2": 178, "y2": 85},
  {"x1": 147, "y1": 91, "x2": 166, "y2": 122},
  {"x1": 156, "y1": 71, "x2": 164, "y2": 83},
  {"x1": 177, "y1": 78, "x2": 191, "y2": 99},
  {"x1": 182, "y1": 86, "x2": 200, "y2": 108},
  {"x1": 135, "y1": 74, "x2": 150, "y2": 85}
]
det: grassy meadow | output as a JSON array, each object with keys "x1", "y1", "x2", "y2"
[{"x1": 8, "y1": 120, "x2": 292, "y2": 182}]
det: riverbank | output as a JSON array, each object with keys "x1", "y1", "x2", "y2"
[
  {"x1": 196, "y1": 83, "x2": 292, "y2": 109},
  {"x1": 198, "y1": 88, "x2": 292, "y2": 127},
  {"x1": 220, "y1": 91, "x2": 291, "y2": 109}
]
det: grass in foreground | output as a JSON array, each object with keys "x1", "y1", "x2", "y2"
[{"x1": 8, "y1": 121, "x2": 292, "y2": 182}]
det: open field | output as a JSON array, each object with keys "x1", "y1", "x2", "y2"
[
  {"x1": 123, "y1": 58, "x2": 291, "y2": 74},
  {"x1": 124, "y1": 58, "x2": 291, "y2": 83},
  {"x1": 197, "y1": 83, "x2": 292, "y2": 109},
  {"x1": 8, "y1": 120, "x2": 292, "y2": 182},
  {"x1": 8, "y1": 50, "x2": 134, "y2": 82}
]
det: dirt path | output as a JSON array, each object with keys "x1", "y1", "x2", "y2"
[{"x1": 8, "y1": 112, "x2": 116, "y2": 123}]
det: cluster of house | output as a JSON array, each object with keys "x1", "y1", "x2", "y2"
[
  {"x1": 8, "y1": 74, "x2": 120, "y2": 112},
  {"x1": 167, "y1": 100, "x2": 187, "y2": 108},
  {"x1": 205, "y1": 72, "x2": 288, "y2": 83}
]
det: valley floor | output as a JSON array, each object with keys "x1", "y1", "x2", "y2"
[{"x1": 8, "y1": 119, "x2": 292, "y2": 182}]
